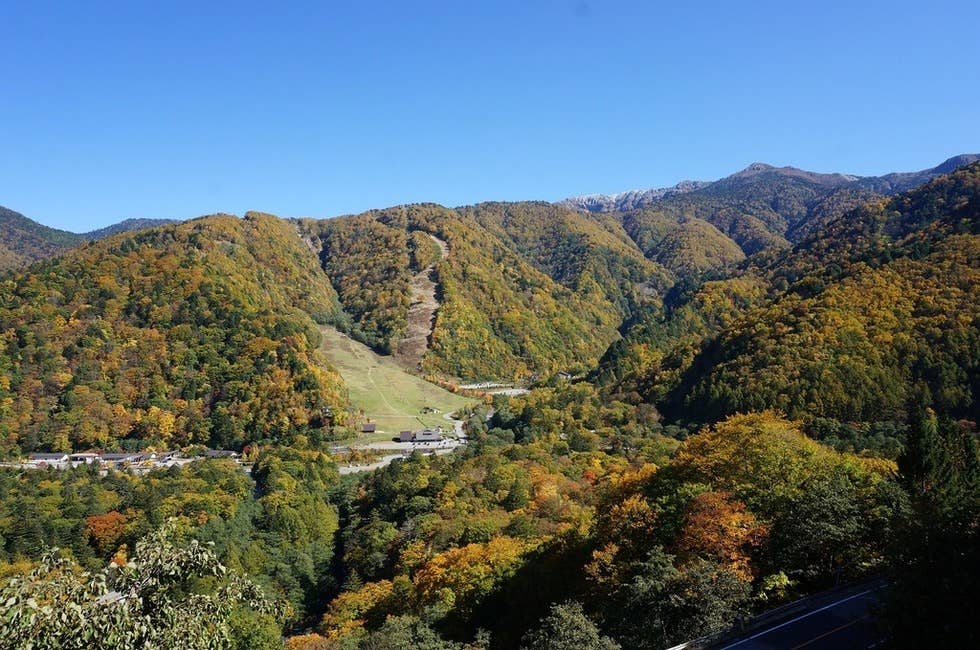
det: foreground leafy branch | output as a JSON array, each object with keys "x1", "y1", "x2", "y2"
[{"x1": 0, "y1": 520, "x2": 282, "y2": 650}]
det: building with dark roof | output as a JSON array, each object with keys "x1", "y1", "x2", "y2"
[
  {"x1": 28, "y1": 453, "x2": 70, "y2": 468},
  {"x1": 398, "y1": 428, "x2": 443, "y2": 442}
]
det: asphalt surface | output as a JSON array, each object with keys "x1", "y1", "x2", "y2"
[{"x1": 714, "y1": 585, "x2": 885, "y2": 650}]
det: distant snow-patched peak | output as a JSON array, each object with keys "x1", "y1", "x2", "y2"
[
  {"x1": 560, "y1": 154, "x2": 979, "y2": 213},
  {"x1": 560, "y1": 180, "x2": 709, "y2": 212}
]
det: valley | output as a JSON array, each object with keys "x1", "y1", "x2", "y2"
[
  {"x1": 0, "y1": 155, "x2": 976, "y2": 650},
  {"x1": 4, "y1": 3, "x2": 977, "y2": 647}
]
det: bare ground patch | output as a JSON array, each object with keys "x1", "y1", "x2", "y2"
[{"x1": 393, "y1": 234, "x2": 448, "y2": 372}]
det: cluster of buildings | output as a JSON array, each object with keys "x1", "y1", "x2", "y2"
[
  {"x1": 20, "y1": 449, "x2": 241, "y2": 473},
  {"x1": 360, "y1": 421, "x2": 447, "y2": 444}
]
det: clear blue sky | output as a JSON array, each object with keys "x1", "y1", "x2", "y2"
[{"x1": 2, "y1": 1, "x2": 978, "y2": 231}]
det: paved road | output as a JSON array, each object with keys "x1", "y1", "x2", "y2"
[
  {"x1": 356, "y1": 438, "x2": 463, "y2": 452},
  {"x1": 337, "y1": 447, "x2": 457, "y2": 475},
  {"x1": 337, "y1": 453, "x2": 407, "y2": 475},
  {"x1": 713, "y1": 584, "x2": 886, "y2": 650},
  {"x1": 444, "y1": 411, "x2": 466, "y2": 438},
  {"x1": 335, "y1": 411, "x2": 467, "y2": 475}
]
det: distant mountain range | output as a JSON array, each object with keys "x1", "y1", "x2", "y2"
[
  {"x1": 0, "y1": 206, "x2": 82, "y2": 270},
  {"x1": 81, "y1": 218, "x2": 179, "y2": 240},
  {"x1": 559, "y1": 180, "x2": 711, "y2": 213},
  {"x1": 0, "y1": 207, "x2": 178, "y2": 270},
  {"x1": 560, "y1": 153, "x2": 980, "y2": 212},
  {"x1": 3, "y1": 154, "x2": 975, "y2": 274}
]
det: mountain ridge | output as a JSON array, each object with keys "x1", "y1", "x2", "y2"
[
  {"x1": 558, "y1": 180, "x2": 710, "y2": 212},
  {"x1": 82, "y1": 218, "x2": 180, "y2": 240},
  {"x1": 0, "y1": 205, "x2": 84, "y2": 270},
  {"x1": 597, "y1": 161, "x2": 980, "y2": 428},
  {"x1": 0, "y1": 206, "x2": 183, "y2": 271},
  {"x1": 561, "y1": 153, "x2": 980, "y2": 212}
]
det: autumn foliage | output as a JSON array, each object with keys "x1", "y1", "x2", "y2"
[
  {"x1": 674, "y1": 491, "x2": 767, "y2": 579},
  {"x1": 85, "y1": 510, "x2": 128, "y2": 553}
]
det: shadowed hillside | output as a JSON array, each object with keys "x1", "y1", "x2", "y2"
[
  {"x1": 0, "y1": 206, "x2": 181, "y2": 271},
  {"x1": 0, "y1": 206, "x2": 82, "y2": 270}
]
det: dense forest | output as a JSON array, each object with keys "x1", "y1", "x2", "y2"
[
  {"x1": 597, "y1": 162, "x2": 980, "y2": 431},
  {"x1": 0, "y1": 446, "x2": 342, "y2": 647},
  {"x1": 3, "y1": 407, "x2": 974, "y2": 648},
  {"x1": 0, "y1": 157, "x2": 976, "y2": 648},
  {"x1": 300, "y1": 202, "x2": 659, "y2": 380},
  {"x1": 0, "y1": 213, "x2": 350, "y2": 455}
]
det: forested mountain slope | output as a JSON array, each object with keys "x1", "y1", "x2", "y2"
[
  {"x1": 307, "y1": 410, "x2": 905, "y2": 649},
  {"x1": 296, "y1": 156, "x2": 978, "y2": 387},
  {"x1": 82, "y1": 217, "x2": 179, "y2": 239},
  {"x1": 3, "y1": 157, "x2": 976, "y2": 454},
  {"x1": 0, "y1": 205, "x2": 181, "y2": 270},
  {"x1": 0, "y1": 158, "x2": 975, "y2": 650},
  {"x1": 601, "y1": 162, "x2": 980, "y2": 428},
  {"x1": 565, "y1": 154, "x2": 979, "y2": 261},
  {"x1": 301, "y1": 202, "x2": 668, "y2": 381},
  {"x1": 0, "y1": 206, "x2": 83, "y2": 270},
  {"x1": 0, "y1": 213, "x2": 349, "y2": 454},
  {"x1": 459, "y1": 201, "x2": 673, "y2": 313},
  {"x1": 620, "y1": 210, "x2": 747, "y2": 277}
]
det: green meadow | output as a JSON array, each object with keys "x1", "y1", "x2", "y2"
[{"x1": 318, "y1": 326, "x2": 473, "y2": 441}]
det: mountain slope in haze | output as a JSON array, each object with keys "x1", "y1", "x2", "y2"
[
  {"x1": 0, "y1": 206, "x2": 84, "y2": 270},
  {"x1": 0, "y1": 213, "x2": 349, "y2": 454},
  {"x1": 0, "y1": 205, "x2": 182, "y2": 271}
]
